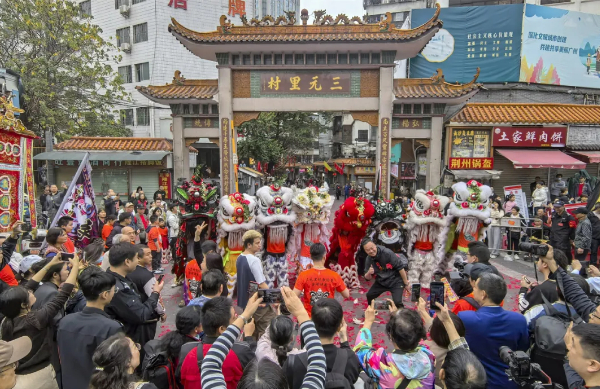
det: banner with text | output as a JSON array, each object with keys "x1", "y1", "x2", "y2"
[
  {"x1": 520, "y1": 5, "x2": 600, "y2": 88},
  {"x1": 504, "y1": 185, "x2": 530, "y2": 220},
  {"x1": 410, "y1": 4, "x2": 523, "y2": 83}
]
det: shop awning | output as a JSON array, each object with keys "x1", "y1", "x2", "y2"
[
  {"x1": 33, "y1": 151, "x2": 169, "y2": 161},
  {"x1": 449, "y1": 170, "x2": 503, "y2": 180},
  {"x1": 238, "y1": 166, "x2": 264, "y2": 178},
  {"x1": 495, "y1": 149, "x2": 586, "y2": 169},
  {"x1": 570, "y1": 151, "x2": 600, "y2": 163}
]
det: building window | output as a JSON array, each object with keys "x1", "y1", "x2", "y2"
[
  {"x1": 132, "y1": 0, "x2": 146, "y2": 3},
  {"x1": 116, "y1": 27, "x2": 130, "y2": 46},
  {"x1": 120, "y1": 109, "x2": 134, "y2": 126},
  {"x1": 118, "y1": 65, "x2": 132, "y2": 83},
  {"x1": 135, "y1": 62, "x2": 150, "y2": 82},
  {"x1": 136, "y1": 107, "x2": 150, "y2": 126},
  {"x1": 357, "y1": 130, "x2": 369, "y2": 142},
  {"x1": 79, "y1": 0, "x2": 91, "y2": 16},
  {"x1": 115, "y1": 0, "x2": 129, "y2": 9},
  {"x1": 133, "y1": 23, "x2": 148, "y2": 43},
  {"x1": 211, "y1": 104, "x2": 219, "y2": 114}
]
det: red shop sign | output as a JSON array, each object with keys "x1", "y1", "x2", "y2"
[
  {"x1": 449, "y1": 158, "x2": 494, "y2": 170},
  {"x1": 159, "y1": 172, "x2": 172, "y2": 199},
  {"x1": 492, "y1": 126, "x2": 567, "y2": 147}
]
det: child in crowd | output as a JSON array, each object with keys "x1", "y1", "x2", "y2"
[
  {"x1": 101, "y1": 215, "x2": 117, "y2": 250},
  {"x1": 159, "y1": 218, "x2": 170, "y2": 265}
]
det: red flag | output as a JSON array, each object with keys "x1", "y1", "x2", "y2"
[
  {"x1": 257, "y1": 161, "x2": 262, "y2": 172},
  {"x1": 334, "y1": 163, "x2": 344, "y2": 175}
]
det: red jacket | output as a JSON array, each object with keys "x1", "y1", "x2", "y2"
[{"x1": 179, "y1": 337, "x2": 255, "y2": 389}]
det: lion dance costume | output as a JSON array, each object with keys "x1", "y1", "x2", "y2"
[
  {"x1": 289, "y1": 185, "x2": 334, "y2": 284},
  {"x1": 255, "y1": 183, "x2": 296, "y2": 288},
  {"x1": 174, "y1": 171, "x2": 219, "y2": 304},
  {"x1": 406, "y1": 190, "x2": 449, "y2": 288},
  {"x1": 438, "y1": 180, "x2": 492, "y2": 272},
  {"x1": 369, "y1": 198, "x2": 406, "y2": 254},
  {"x1": 217, "y1": 192, "x2": 257, "y2": 297},
  {"x1": 326, "y1": 197, "x2": 374, "y2": 289}
]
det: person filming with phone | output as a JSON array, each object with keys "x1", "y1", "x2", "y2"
[{"x1": 360, "y1": 237, "x2": 409, "y2": 319}]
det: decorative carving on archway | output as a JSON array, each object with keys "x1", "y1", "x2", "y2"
[
  {"x1": 232, "y1": 71, "x2": 251, "y2": 98},
  {"x1": 350, "y1": 111, "x2": 378, "y2": 127},
  {"x1": 360, "y1": 70, "x2": 379, "y2": 98},
  {"x1": 233, "y1": 112, "x2": 260, "y2": 127},
  {"x1": 416, "y1": 139, "x2": 430, "y2": 148}
]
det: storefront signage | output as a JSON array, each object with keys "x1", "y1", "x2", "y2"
[
  {"x1": 492, "y1": 126, "x2": 566, "y2": 147},
  {"x1": 159, "y1": 172, "x2": 172, "y2": 199},
  {"x1": 184, "y1": 118, "x2": 219, "y2": 128},
  {"x1": 504, "y1": 185, "x2": 529, "y2": 220},
  {"x1": 54, "y1": 159, "x2": 166, "y2": 168},
  {"x1": 380, "y1": 118, "x2": 391, "y2": 197},
  {"x1": 397, "y1": 118, "x2": 425, "y2": 129},
  {"x1": 418, "y1": 154, "x2": 427, "y2": 176},
  {"x1": 450, "y1": 129, "x2": 491, "y2": 159},
  {"x1": 228, "y1": 0, "x2": 245, "y2": 16},
  {"x1": 449, "y1": 157, "x2": 494, "y2": 169},
  {"x1": 261, "y1": 72, "x2": 351, "y2": 95},
  {"x1": 567, "y1": 126, "x2": 600, "y2": 147},
  {"x1": 391, "y1": 164, "x2": 399, "y2": 178},
  {"x1": 401, "y1": 162, "x2": 416, "y2": 179},
  {"x1": 168, "y1": 0, "x2": 186, "y2": 10},
  {"x1": 355, "y1": 166, "x2": 376, "y2": 175},
  {"x1": 221, "y1": 118, "x2": 232, "y2": 192}
]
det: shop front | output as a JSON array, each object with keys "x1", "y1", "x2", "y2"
[
  {"x1": 566, "y1": 126, "x2": 600, "y2": 178},
  {"x1": 448, "y1": 103, "x2": 600, "y2": 198},
  {"x1": 34, "y1": 137, "x2": 180, "y2": 206}
]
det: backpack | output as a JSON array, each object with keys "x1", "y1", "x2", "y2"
[
  {"x1": 286, "y1": 349, "x2": 352, "y2": 389},
  {"x1": 142, "y1": 340, "x2": 177, "y2": 389},
  {"x1": 462, "y1": 296, "x2": 481, "y2": 310},
  {"x1": 532, "y1": 294, "x2": 582, "y2": 361}
]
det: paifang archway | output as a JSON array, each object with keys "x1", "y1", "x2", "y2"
[{"x1": 137, "y1": 7, "x2": 472, "y2": 198}]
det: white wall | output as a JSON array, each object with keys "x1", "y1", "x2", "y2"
[{"x1": 88, "y1": 0, "x2": 254, "y2": 137}]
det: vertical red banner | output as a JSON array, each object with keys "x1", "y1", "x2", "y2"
[{"x1": 159, "y1": 172, "x2": 172, "y2": 199}]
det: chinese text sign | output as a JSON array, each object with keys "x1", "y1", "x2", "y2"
[
  {"x1": 260, "y1": 72, "x2": 351, "y2": 95},
  {"x1": 449, "y1": 158, "x2": 494, "y2": 170},
  {"x1": 492, "y1": 126, "x2": 566, "y2": 147},
  {"x1": 450, "y1": 129, "x2": 491, "y2": 159}
]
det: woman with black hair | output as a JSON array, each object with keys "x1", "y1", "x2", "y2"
[
  {"x1": 0, "y1": 254, "x2": 80, "y2": 389},
  {"x1": 201, "y1": 252, "x2": 228, "y2": 297},
  {"x1": 90, "y1": 332, "x2": 158, "y2": 389},
  {"x1": 256, "y1": 314, "x2": 302, "y2": 366},
  {"x1": 506, "y1": 206, "x2": 527, "y2": 261},
  {"x1": 43, "y1": 227, "x2": 68, "y2": 260},
  {"x1": 82, "y1": 239, "x2": 106, "y2": 268}
]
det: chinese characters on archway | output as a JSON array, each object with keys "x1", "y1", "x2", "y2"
[
  {"x1": 261, "y1": 72, "x2": 351, "y2": 95},
  {"x1": 492, "y1": 126, "x2": 567, "y2": 147},
  {"x1": 167, "y1": 0, "x2": 186, "y2": 10},
  {"x1": 228, "y1": 0, "x2": 245, "y2": 16}
]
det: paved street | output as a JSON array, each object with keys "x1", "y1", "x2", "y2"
[{"x1": 158, "y1": 198, "x2": 538, "y2": 348}]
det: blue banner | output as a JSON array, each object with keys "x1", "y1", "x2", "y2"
[
  {"x1": 410, "y1": 4, "x2": 523, "y2": 83},
  {"x1": 520, "y1": 5, "x2": 600, "y2": 88}
]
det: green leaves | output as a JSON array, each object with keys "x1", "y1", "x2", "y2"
[{"x1": 0, "y1": 0, "x2": 131, "y2": 138}]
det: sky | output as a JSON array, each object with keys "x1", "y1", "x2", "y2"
[{"x1": 299, "y1": 0, "x2": 366, "y2": 20}]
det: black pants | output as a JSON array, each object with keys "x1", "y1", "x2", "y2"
[
  {"x1": 575, "y1": 249, "x2": 590, "y2": 261},
  {"x1": 591, "y1": 239, "x2": 600, "y2": 266},
  {"x1": 170, "y1": 237, "x2": 177, "y2": 259},
  {"x1": 508, "y1": 232, "x2": 520, "y2": 254},
  {"x1": 551, "y1": 241, "x2": 573, "y2": 262},
  {"x1": 366, "y1": 280, "x2": 405, "y2": 308},
  {"x1": 151, "y1": 250, "x2": 161, "y2": 270}
]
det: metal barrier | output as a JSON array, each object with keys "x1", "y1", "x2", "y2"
[{"x1": 487, "y1": 216, "x2": 547, "y2": 260}]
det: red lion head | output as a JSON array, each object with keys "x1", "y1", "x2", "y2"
[{"x1": 334, "y1": 197, "x2": 375, "y2": 234}]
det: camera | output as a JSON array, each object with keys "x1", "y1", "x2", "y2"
[
  {"x1": 257, "y1": 289, "x2": 284, "y2": 304},
  {"x1": 519, "y1": 242, "x2": 549, "y2": 257},
  {"x1": 21, "y1": 222, "x2": 32, "y2": 232},
  {"x1": 499, "y1": 346, "x2": 563, "y2": 389},
  {"x1": 454, "y1": 259, "x2": 466, "y2": 272}
]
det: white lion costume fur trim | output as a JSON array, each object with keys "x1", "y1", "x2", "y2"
[{"x1": 216, "y1": 193, "x2": 257, "y2": 250}]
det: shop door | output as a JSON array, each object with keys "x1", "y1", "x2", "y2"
[
  {"x1": 131, "y1": 169, "x2": 160, "y2": 200},
  {"x1": 492, "y1": 154, "x2": 549, "y2": 200}
]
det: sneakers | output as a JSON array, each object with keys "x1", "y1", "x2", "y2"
[
  {"x1": 504, "y1": 255, "x2": 514, "y2": 261},
  {"x1": 490, "y1": 254, "x2": 498, "y2": 259},
  {"x1": 514, "y1": 254, "x2": 520, "y2": 260},
  {"x1": 152, "y1": 269, "x2": 164, "y2": 274}
]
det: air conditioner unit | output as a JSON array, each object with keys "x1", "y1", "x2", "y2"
[
  {"x1": 120, "y1": 43, "x2": 131, "y2": 52},
  {"x1": 119, "y1": 5, "x2": 130, "y2": 16}
]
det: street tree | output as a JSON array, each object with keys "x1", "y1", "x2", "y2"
[
  {"x1": 237, "y1": 112, "x2": 331, "y2": 173},
  {"x1": 0, "y1": 0, "x2": 132, "y2": 139}
]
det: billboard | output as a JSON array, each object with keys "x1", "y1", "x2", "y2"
[
  {"x1": 410, "y1": 4, "x2": 523, "y2": 83},
  {"x1": 520, "y1": 5, "x2": 600, "y2": 88}
]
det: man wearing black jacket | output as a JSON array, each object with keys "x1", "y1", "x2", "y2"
[
  {"x1": 105, "y1": 243, "x2": 164, "y2": 364},
  {"x1": 548, "y1": 201, "x2": 577, "y2": 261},
  {"x1": 103, "y1": 189, "x2": 119, "y2": 216},
  {"x1": 519, "y1": 247, "x2": 568, "y2": 313},
  {"x1": 589, "y1": 204, "x2": 600, "y2": 266},
  {"x1": 362, "y1": 238, "x2": 409, "y2": 309},
  {"x1": 57, "y1": 267, "x2": 122, "y2": 389},
  {"x1": 106, "y1": 212, "x2": 132, "y2": 249}
]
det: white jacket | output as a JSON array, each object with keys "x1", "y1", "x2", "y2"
[
  {"x1": 490, "y1": 209, "x2": 504, "y2": 225},
  {"x1": 532, "y1": 187, "x2": 549, "y2": 207},
  {"x1": 167, "y1": 211, "x2": 180, "y2": 239}
]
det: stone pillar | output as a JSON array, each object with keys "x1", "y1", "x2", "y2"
[
  {"x1": 172, "y1": 116, "x2": 186, "y2": 185},
  {"x1": 378, "y1": 67, "x2": 394, "y2": 199},
  {"x1": 182, "y1": 140, "x2": 191, "y2": 177},
  {"x1": 218, "y1": 67, "x2": 234, "y2": 193},
  {"x1": 427, "y1": 116, "x2": 444, "y2": 190}
]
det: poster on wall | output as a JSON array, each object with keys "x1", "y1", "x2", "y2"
[
  {"x1": 504, "y1": 185, "x2": 530, "y2": 220},
  {"x1": 451, "y1": 129, "x2": 491, "y2": 158},
  {"x1": 401, "y1": 163, "x2": 416, "y2": 179},
  {"x1": 520, "y1": 4, "x2": 600, "y2": 88},
  {"x1": 410, "y1": 4, "x2": 523, "y2": 83}
]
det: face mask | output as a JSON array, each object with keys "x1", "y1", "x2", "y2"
[{"x1": 111, "y1": 195, "x2": 116, "y2": 199}]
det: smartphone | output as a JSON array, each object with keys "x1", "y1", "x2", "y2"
[
  {"x1": 60, "y1": 252, "x2": 74, "y2": 261},
  {"x1": 411, "y1": 283, "x2": 421, "y2": 302},
  {"x1": 523, "y1": 276, "x2": 531, "y2": 284},
  {"x1": 157, "y1": 275, "x2": 165, "y2": 283},
  {"x1": 374, "y1": 299, "x2": 390, "y2": 311},
  {"x1": 248, "y1": 281, "x2": 259, "y2": 296},
  {"x1": 430, "y1": 281, "x2": 445, "y2": 309},
  {"x1": 257, "y1": 289, "x2": 283, "y2": 304}
]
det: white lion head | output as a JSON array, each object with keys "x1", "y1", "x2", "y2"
[
  {"x1": 217, "y1": 192, "x2": 257, "y2": 233},
  {"x1": 407, "y1": 190, "x2": 450, "y2": 228},
  {"x1": 292, "y1": 186, "x2": 334, "y2": 225},
  {"x1": 255, "y1": 183, "x2": 296, "y2": 228},
  {"x1": 448, "y1": 180, "x2": 492, "y2": 220}
]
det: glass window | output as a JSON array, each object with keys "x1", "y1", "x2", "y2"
[
  {"x1": 243, "y1": 55, "x2": 251, "y2": 65},
  {"x1": 136, "y1": 107, "x2": 150, "y2": 126},
  {"x1": 423, "y1": 104, "x2": 432, "y2": 115},
  {"x1": 118, "y1": 65, "x2": 132, "y2": 83},
  {"x1": 285, "y1": 54, "x2": 294, "y2": 65},
  {"x1": 316, "y1": 54, "x2": 326, "y2": 65},
  {"x1": 371, "y1": 53, "x2": 380, "y2": 64},
  {"x1": 132, "y1": 0, "x2": 145, "y2": 3},
  {"x1": 264, "y1": 54, "x2": 273, "y2": 65},
  {"x1": 403, "y1": 104, "x2": 412, "y2": 114},
  {"x1": 413, "y1": 104, "x2": 422, "y2": 114},
  {"x1": 338, "y1": 54, "x2": 348, "y2": 64},
  {"x1": 120, "y1": 109, "x2": 133, "y2": 126},
  {"x1": 254, "y1": 55, "x2": 262, "y2": 65},
  {"x1": 349, "y1": 53, "x2": 359, "y2": 64},
  {"x1": 327, "y1": 54, "x2": 337, "y2": 64},
  {"x1": 274, "y1": 54, "x2": 283, "y2": 65},
  {"x1": 182, "y1": 104, "x2": 190, "y2": 115},
  {"x1": 360, "y1": 53, "x2": 370, "y2": 64},
  {"x1": 93, "y1": 169, "x2": 129, "y2": 204},
  {"x1": 306, "y1": 54, "x2": 315, "y2": 65},
  {"x1": 79, "y1": 1, "x2": 91, "y2": 16},
  {"x1": 133, "y1": 23, "x2": 148, "y2": 43},
  {"x1": 115, "y1": 0, "x2": 129, "y2": 9},
  {"x1": 135, "y1": 62, "x2": 149, "y2": 82},
  {"x1": 192, "y1": 104, "x2": 200, "y2": 114},
  {"x1": 232, "y1": 55, "x2": 240, "y2": 65},
  {"x1": 211, "y1": 104, "x2": 219, "y2": 114},
  {"x1": 357, "y1": 130, "x2": 369, "y2": 142},
  {"x1": 202, "y1": 105, "x2": 209, "y2": 114},
  {"x1": 116, "y1": 27, "x2": 130, "y2": 46}
]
